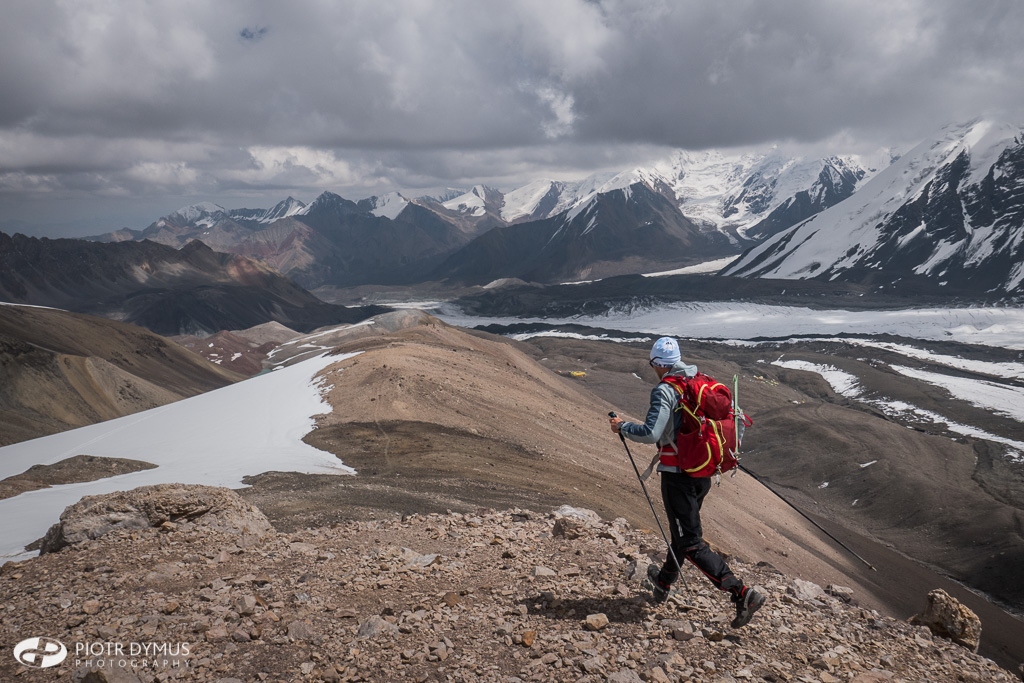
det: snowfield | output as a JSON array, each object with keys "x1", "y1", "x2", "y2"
[
  {"x1": 0, "y1": 352, "x2": 358, "y2": 562},
  {"x1": 436, "y1": 302, "x2": 1024, "y2": 349}
]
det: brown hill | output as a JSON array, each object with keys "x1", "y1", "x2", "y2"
[
  {"x1": 0, "y1": 232, "x2": 387, "y2": 336},
  {"x1": 173, "y1": 330, "x2": 276, "y2": 377},
  {"x1": 232, "y1": 313, "x2": 1024, "y2": 671},
  {"x1": 0, "y1": 303, "x2": 243, "y2": 446}
]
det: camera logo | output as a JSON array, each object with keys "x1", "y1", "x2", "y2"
[{"x1": 14, "y1": 637, "x2": 68, "y2": 668}]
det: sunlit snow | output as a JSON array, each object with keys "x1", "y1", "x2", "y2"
[
  {"x1": 435, "y1": 302, "x2": 1024, "y2": 349},
  {"x1": 0, "y1": 352, "x2": 357, "y2": 561}
]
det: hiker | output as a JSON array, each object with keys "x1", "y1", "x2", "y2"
[{"x1": 609, "y1": 336, "x2": 766, "y2": 628}]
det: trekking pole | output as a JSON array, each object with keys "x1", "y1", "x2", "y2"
[
  {"x1": 609, "y1": 412, "x2": 689, "y2": 591},
  {"x1": 737, "y1": 464, "x2": 876, "y2": 571}
]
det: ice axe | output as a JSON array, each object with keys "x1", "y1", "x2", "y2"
[{"x1": 609, "y1": 411, "x2": 689, "y2": 591}]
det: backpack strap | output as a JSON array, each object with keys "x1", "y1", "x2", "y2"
[{"x1": 662, "y1": 377, "x2": 702, "y2": 427}]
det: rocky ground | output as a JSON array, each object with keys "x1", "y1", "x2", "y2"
[{"x1": 1, "y1": 494, "x2": 1016, "y2": 683}]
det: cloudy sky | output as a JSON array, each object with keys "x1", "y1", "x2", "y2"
[{"x1": 2, "y1": 0, "x2": 1023, "y2": 236}]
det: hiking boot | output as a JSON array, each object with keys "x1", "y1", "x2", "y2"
[
  {"x1": 731, "y1": 586, "x2": 766, "y2": 628},
  {"x1": 643, "y1": 564, "x2": 672, "y2": 603}
]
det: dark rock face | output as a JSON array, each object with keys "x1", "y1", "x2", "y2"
[
  {"x1": 744, "y1": 158, "x2": 864, "y2": 241},
  {"x1": 0, "y1": 233, "x2": 386, "y2": 335},
  {"x1": 293, "y1": 196, "x2": 478, "y2": 287},
  {"x1": 433, "y1": 183, "x2": 736, "y2": 285}
]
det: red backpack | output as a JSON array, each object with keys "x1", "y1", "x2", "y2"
[{"x1": 658, "y1": 373, "x2": 741, "y2": 478}]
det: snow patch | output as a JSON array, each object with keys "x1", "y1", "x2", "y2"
[
  {"x1": 508, "y1": 331, "x2": 651, "y2": 344},
  {"x1": 0, "y1": 352, "x2": 359, "y2": 561},
  {"x1": 370, "y1": 192, "x2": 409, "y2": 220},
  {"x1": 642, "y1": 256, "x2": 740, "y2": 277},
  {"x1": 888, "y1": 365, "x2": 1024, "y2": 421},
  {"x1": 771, "y1": 360, "x2": 863, "y2": 398}
]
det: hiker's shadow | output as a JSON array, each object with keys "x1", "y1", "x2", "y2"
[{"x1": 515, "y1": 594, "x2": 648, "y2": 624}]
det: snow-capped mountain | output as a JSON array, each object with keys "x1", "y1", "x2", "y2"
[
  {"x1": 364, "y1": 192, "x2": 409, "y2": 220},
  {"x1": 722, "y1": 120, "x2": 1024, "y2": 294},
  {"x1": 649, "y1": 148, "x2": 893, "y2": 241},
  {"x1": 493, "y1": 152, "x2": 885, "y2": 241},
  {"x1": 160, "y1": 201, "x2": 229, "y2": 229},
  {"x1": 433, "y1": 181, "x2": 734, "y2": 285},
  {"x1": 440, "y1": 185, "x2": 505, "y2": 218},
  {"x1": 231, "y1": 197, "x2": 307, "y2": 225},
  {"x1": 83, "y1": 141, "x2": 900, "y2": 290}
]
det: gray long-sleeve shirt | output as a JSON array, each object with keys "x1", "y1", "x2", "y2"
[{"x1": 620, "y1": 360, "x2": 698, "y2": 473}]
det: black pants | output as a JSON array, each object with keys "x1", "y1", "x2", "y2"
[{"x1": 659, "y1": 471, "x2": 743, "y2": 597}]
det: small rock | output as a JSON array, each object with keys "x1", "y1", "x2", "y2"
[
  {"x1": 522, "y1": 630, "x2": 537, "y2": 647},
  {"x1": 286, "y1": 620, "x2": 316, "y2": 641},
  {"x1": 75, "y1": 663, "x2": 144, "y2": 683},
  {"x1": 850, "y1": 673, "x2": 894, "y2": 683},
  {"x1": 232, "y1": 595, "x2": 258, "y2": 616},
  {"x1": 552, "y1": 517, "x2": 585, "y2": 539},
  {"x1": 82, "y1": 600, "x2": 102, "y2": 615},
  {"x1": 643, "y1": 666, "x2": 671, "y2": 683},
  {"x1": 356, "y1": 615, "x2": 399, "y2": 639},
  {"x1": 606, "y1": 669, "x2": 643, "y2": 683},
  {"x1": 532, "y1": 566, "x2": 556, "y2": 577},
  {"x1": 585, "y1": 613, "x2": 609, "y2": 631},
  {"x1": 442, "y1": 591, "x2": 460, "y2": 607},
  {"x1": 205, "y1": 626, "x2": 229, "y2": 643},
  {"x1": 702, "y1": 628, "x2": 725, "y2": 642},
  {"x1": 826, "y1": 584, "x2": 855, "y2": 603}
]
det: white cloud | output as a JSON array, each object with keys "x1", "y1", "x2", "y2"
[{"x1": 2, "y1": 0, "x2": 1024, "y2": 230}]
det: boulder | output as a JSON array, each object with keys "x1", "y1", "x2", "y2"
[
  {"x1": 787, "y1": 578, "x2": 827, "y2": 602},
  {"x1": 40, "y1": 484, "x2": 274, "y2": 553},
  {"x1": 552, "y1": 505, "x2": 602, "y2": 524},
  {"x1": 910, "y1": 589, "x2": 982, "y2": 652}
]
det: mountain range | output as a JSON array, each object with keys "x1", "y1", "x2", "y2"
[
  {"x1": 0, "y1": 232, "x2": 386, "y2": 336},
  {"x1": 87, "y1": 146, "x2": 890, "y2": 288},
  {"x1": 38, "y1": 118, "x2": 1024, "y2": 298},
  {"x1": 724, "y1": 120, "x2": 1024, "y2": 294}
]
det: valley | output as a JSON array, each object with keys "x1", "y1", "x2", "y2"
[{"x1": 1, "y1": 307, "x2": 1023, "y2": 672}]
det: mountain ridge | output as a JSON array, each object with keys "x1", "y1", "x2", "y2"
[
  {"x1": 83, "y1": 145, "x2": 888, "y2": 290},
  {"x1": 0, "y1": 232, "x2": 386, "y2": 335},
  {"x1": 723, "y1": 119, "x2": 1024, "y2": 294}
]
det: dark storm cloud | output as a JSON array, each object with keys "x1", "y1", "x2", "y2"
[{"x1": 2, "y1": 0, "x2": 1023, "y2": 232}]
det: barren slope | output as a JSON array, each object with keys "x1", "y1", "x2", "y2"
[
  {"x1": 0, "y1": 304, "x2": 243, "y2": 446},
  {"x1": 241, "y1": 315, "x2": 905, "y2": 619}
]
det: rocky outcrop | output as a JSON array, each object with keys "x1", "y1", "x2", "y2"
[
  {"x1": 911, "y1": 588, "x2": 983, "y2": 653},
  {"x1": 1, "y1": 504, "x2": 1013, "y2": 681},
  {"x1": 39, "y1": 484, "x2": 274, "y2": 553}
]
